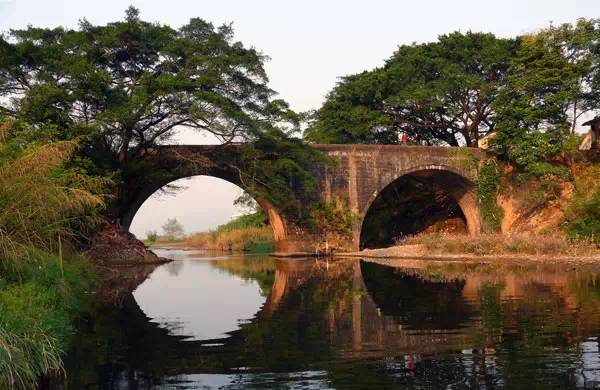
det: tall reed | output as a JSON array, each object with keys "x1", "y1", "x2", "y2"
[{"x1": 0, "y1": 141, "x2": 106, "y2": 264}]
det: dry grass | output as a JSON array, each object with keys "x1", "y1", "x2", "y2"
[
  {"x1": 183, "y1": 226, "x2": 273, "y2": 251},
  {"x1": 0, "y1": 141, "x2": 106, "y2": 262},
  {"x1": 400, "y1": 232, "x2": 598, "y2": 257}
]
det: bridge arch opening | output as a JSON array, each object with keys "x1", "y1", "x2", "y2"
[
  {"x1": 127, "y1": 175, "x2": 287, "y2": 247},
  {"x1": 359, "y1": 168, "x2": 479, "y2": 250}
]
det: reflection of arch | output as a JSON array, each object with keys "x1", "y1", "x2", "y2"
[
  {"x1": 120, "y1": 173, "x2": 288, "y2": 243},
  {"x1": 260, "y1": 258, "x2": 322, "y2": 318},
  {"x1": 359, "y1": 260, "x2": 476, "y2": 329},
  {"x1": 358, "y1": 165, "x2": 480, "y2": 248}
]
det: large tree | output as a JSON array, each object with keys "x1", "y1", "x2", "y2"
[
  {"x1": 0, "y1": 7, "x2": 298, "y2": 164},
  {"x1": 532, "y1": 19, "x2": 600, "y2": 134},
  {"x1": 491, "y1": 20, "x2": 600, "y2": 177},
  {"x1": 305, "y1": 32, "x2": 516, "y2": 147},
  {"x1": 0, "y1": 8, "x2": 326, "y2": 222}
]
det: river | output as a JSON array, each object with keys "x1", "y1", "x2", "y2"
[{"x1": 57, "y1": 249, "x2": 600, "y2": 389}]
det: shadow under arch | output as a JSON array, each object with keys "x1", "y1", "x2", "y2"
[
  {"x1": 358, "y1": 165, "x2": 480, "y2": 249},
  {"x1": 121, "y1": 173, "x2": 288, "y2": 243},
  {"x1": 359, "y1": 260, "x2": 476, "y2": 329}
]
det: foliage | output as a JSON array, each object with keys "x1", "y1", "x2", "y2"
[
  {"x1": 490, "y1": 19, "x2": 600, "y2": 179},
  {"x1": 161, "y1": 218, "x2": 184, "y2": 240},
  {"x1": 533, "y1": 19, "x2": 600, "y2": 133},
  {"x1": 145, "y1": 230, "x2": 158, "y2": 244},
  {"x1": 0, "y1": 125, "x2": 107, "y2": 265},
  {"x1": 567, "y1": 187, "x2": 600, "y2": 243},
  {"x1": 0, "y1": 250, "x2": 97, "y2": 389},
  {"x1": 167, "y1": 211, "x2": 273, "y2": 252},
  {"x1": 478, "y1": 160, "x2": 504, "y2": 231},
  {"x1": 307, "y1": 18, "x2": 600, "y2": 153},
  {"x1": 238, "y1": 128, "x2": 327, "y2": 223},
  {"x1": 184, "y1": 226, "x2": 273, "y2": 252},
  {"x1": 0, "y1": 7, "x2": 323, "y2": 226},
  {"x1": 566, "y1": 164, "x2": 600, "y2": 243},
  {"x1": 449, "y1": 148, "x2": 480, "y2": 172},
  {"x1": 218, "y1": 210, "x2": 269, "y2": 231},
  {"x1": 305, "y1": 31, "x2": 516, "y2": 146},
  {"x1": 0, "y1": 118, "x2": 104, "y2": 386},
  {"x1": 0, "y1": 7, "x2": 292, "y2": 161},
  {"x1": 309, "y1": 201, "x2": 359, "y2": 243}
]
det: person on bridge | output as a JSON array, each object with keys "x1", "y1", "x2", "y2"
[{"x1": 401, "y1": 132, "x2": 408, "y2": 145}]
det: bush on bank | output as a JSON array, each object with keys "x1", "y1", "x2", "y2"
[
  {"x1": 0, "y1": 125, "x2": 106, "y2": 388},
  {"x1": 0, "y1": 250, "x2": 97, "y2": 389},
  {"x1": 150, "y1": 211, "x2": 275, "y2": 253}
]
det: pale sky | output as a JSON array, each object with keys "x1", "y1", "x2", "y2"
[{"x1": 1, "y1": 0, "x2": 598, "y2": 237}]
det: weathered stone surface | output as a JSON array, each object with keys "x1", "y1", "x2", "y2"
[{"x1": 118, "y1": 145, "x2": 485, "y2": 253}]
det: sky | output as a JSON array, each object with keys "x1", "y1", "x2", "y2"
[{"x1": 1, "y1": 0, "x2": 598, "y2": 237}]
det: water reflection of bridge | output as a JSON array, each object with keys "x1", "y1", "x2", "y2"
[{"x1": 71, "y1": 257, "x2": 600, "y2": 388}]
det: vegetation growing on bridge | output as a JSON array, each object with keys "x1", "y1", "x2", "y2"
[{"x1": 477, "y1": 160, "x2": 504, "y2": 232}]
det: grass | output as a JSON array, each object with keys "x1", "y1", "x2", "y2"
[
  {"x1": 0, "y1": 250, "x2": 97, "y2": 389},
  {"x1": 182, "y1": 226, "x2": 274, "y2": 252},
  {"x1": 0, "y1": 140, "x2": 106, "y2": 261},
  {"x1": 0, "y1": 130, "x2": 106, "y2": 388},
  {"x1": 150, "y1": 211, "x2": 275, "y2": 253},
  {"x1": 565, "y1": 163, "x2": 600, "y2": 243},
  {"x1": 400, "y1": 232, "x2": 598, "y2": 257}
]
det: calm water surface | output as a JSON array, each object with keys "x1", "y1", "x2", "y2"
[{"x1": 60, "y1": 250, "x2": 600, "y2": 389}]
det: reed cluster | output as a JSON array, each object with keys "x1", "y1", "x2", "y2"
[
  {"x1": 184, "y1": 226, "x2": 273, "y2": 252},
  {"x1": 0, "y1": 136, "x2": 104, "y2": 388}
]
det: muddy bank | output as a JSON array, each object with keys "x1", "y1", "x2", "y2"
[
  {"x1": 86, "y1": 224, "x2": 170, "y2": 266},
  {"x1": 340, "y1": 243, "x2": 600, "y2": 264},
  {"x1": 85, "y1": 224, "x2": 171, "y2": 304}
]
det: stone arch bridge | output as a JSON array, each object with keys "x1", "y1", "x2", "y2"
[{"x1": 119, "y1": 144, "x2": 486, "y2": 253}]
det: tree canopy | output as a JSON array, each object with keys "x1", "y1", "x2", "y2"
[
  {"x1": 306, "y1": 21, "x2": 600, "y2": 148},
  {"x1": 490, "y1": 19, "x2": 600, "y2": 176},
  {"x1": 0, "y1": 8, "x2": 323, "y2": 223},
  {"x1": 0, "y1": 6, "x2": 298, "y2": 163},
  {"x1": 305, "y1": 32, "x2": 516, "y2": 146}
]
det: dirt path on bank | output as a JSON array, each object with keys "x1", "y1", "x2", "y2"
[{"x1": 338, "y1": 244, "x2": 600, "y2": 265}]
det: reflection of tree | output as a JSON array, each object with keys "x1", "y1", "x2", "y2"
[
  {"x1": 164, "y1": 260, "x2": 184, "y2": 276},
  {"x1": 62, "y1": 258, "x2": 600, "y2": 389},
  {"x1": 478, "y1": 282, "x2": 505, "y2": 344},
  {"x1": 210, "y1": 256, "x2": 276, "y2": 296}
]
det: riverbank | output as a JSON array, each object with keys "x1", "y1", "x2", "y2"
[
  {"x1": 0, "y1": 250, "x2": 97, "y2": 389},
  {"x1": 341, "y1": 233, "x2": 600, "y2": 263},
  {"x1": 151, "y1": 227, "x2": 274, "y2": 254}
]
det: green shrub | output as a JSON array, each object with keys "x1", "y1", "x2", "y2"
[
  {"x1": 0, "y1": 250, "x2": 97, "y2": 389},
  {"x1": 478, "y1": 160, "x2": 504, "y2": 231},
  {"x1": 567, "y1": 187, "x2": 600, "y2": 243},
  {"x1": 218, "y1": 211, "x2": 269, "y2": 231}
]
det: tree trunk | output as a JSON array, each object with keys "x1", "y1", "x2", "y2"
[
  {"x1": 571, "y1": 102, "x2": 578, "y2": 135},
  {"x1": 118, "y1": 133, "x2": 132, "y2": 163}
]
